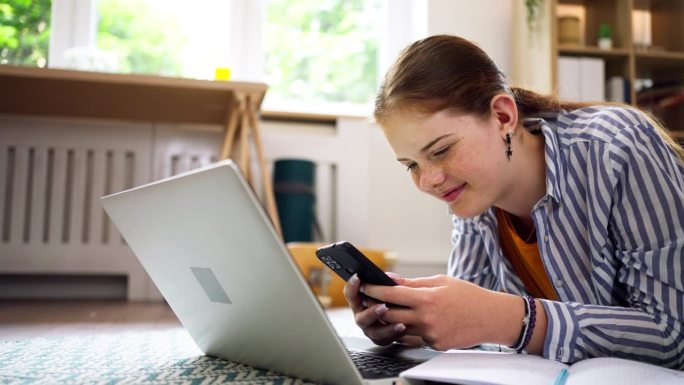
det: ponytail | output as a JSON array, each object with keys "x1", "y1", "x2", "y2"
[{"x1": 512, "y1": 87, "x2": 684, "y2": 162}]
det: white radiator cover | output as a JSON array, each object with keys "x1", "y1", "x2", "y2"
[
  {"x1": 0, "y1": 115, "x2": 225, "y2": 300},
  {"x1": 0, "y1": 114, "x2": 370, "y2": 300}
]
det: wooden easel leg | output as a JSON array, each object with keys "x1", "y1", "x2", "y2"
[
  {"x1": 246, "y1": 95, "x2": 282, "y2": 237},
  {"x1": 220, "y1": 98, "x2": 241, "y2": 160},
  {"x1": 239, "y1": 104, "x2": 251, "y2": 183}
]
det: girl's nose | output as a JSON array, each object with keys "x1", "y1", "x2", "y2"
[{"x1": 419, "y1": 166, "x2": 446, "y2": 191}]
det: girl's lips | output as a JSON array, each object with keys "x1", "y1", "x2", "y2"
[{"x1": 441, "y1": 184, "x2": 466, "y2": 202}]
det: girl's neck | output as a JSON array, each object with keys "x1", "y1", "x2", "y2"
[{"x1": 497, "y1": 127, "x2": 547, "y2": 219}]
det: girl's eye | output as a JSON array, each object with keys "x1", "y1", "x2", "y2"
[
  {"x1": 405, "y1": 163, "x2": 417, "y2": 172},
  {"x1": 433, "y1": 145, "x2": 451, "y2": 158}
]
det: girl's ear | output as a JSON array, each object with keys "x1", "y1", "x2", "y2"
[{"x1": 490, "y1": 94, "x2": 518, "y2": 135}]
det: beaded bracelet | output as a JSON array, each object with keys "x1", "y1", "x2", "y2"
[{"x1": 510, "y1": 295, "x2": 537, "y2": 353}]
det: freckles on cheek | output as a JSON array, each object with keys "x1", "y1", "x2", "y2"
[
  {"x1": 455, "y1": 144, "x2": 500, "y2": 186},
  {"x1": 450, "y1": 155, "x2": 477, "y2": 181}
]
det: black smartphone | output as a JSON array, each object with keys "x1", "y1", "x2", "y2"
[{"x1": 315, "y1": 241, "x2": 397, "y2": 286}]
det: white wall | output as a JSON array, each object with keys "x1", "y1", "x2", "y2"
[
  {"x1": 511, "y1": 0, "x2": 553, "y2": 93},
  {"x1": 425, "y1": 0, "x2": 514, "y2": 77},
  {"x1": 367, "y1": 126, "x2": 453, "y2": 267}
]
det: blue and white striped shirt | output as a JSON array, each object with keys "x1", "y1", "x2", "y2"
[{"x1": 447, "y1": 106, "x2": 684, "y2": 369}]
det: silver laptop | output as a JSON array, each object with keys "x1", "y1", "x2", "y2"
[{"x1": 100, "y1": 159, "x2": 439, "y2": 385}]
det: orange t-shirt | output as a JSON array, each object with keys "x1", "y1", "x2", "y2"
[{"x1": 496, "y1": 208, "x2": 558, "y2": 301}]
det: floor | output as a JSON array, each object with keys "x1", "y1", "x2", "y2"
[
  {"x1": 0, "y1": 300, "x2": 360, "y2": 341},
  {"x1": 0, "y1": 300, "x2": 182, "y2": 340}
]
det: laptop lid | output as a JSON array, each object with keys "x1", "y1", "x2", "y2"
[{"x1": 101, "y1": 160, "x2": 365, "y2": 385}]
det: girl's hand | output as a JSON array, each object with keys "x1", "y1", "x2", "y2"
[
  {"x1": 343, "y1": 273, "x2": 414, "y2": 346},
  {"x1": 361, "y1": 274, "x2": 524, "y2": 351}
]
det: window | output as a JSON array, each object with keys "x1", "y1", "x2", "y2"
[
  {"x1": 262, "y1": 0, "x2": 382, "y2": 115},
  {"x1": 0, "y1": 0, "x2": 52, "y2": 67},
  {"x1": 36, "y1": 0, "x2": 423, "y2": 116},
  {"x1": 96, "y1": 0, "x2": 231, "y2": 79}
]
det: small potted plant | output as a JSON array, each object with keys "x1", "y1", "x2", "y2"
[{"x1": 598, "y1": 23, "x2": 613, "y2": 49}]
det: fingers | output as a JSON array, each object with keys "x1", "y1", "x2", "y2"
[
  {"x1": 354, "y1": 303, "x2": 389, "y2": 329},
  {"x1": 375, "y1": 306, "x2": 417, "y2": 326},
  {"x1": 399, "y1": 274, "x2": 450, "y2": 288},
  {"x1": 345, "y1": 274, "x2": 410, "y2": 346},
  {"x1": 345, "y1": 274, "x2": 396, "y2": 309},
  {"x1": 362, "y1": 295, "x2": 382, "y2": 309},
  {"x1": 354, "y1": 303, "x2": 408, "y2": 343},
  {"x1": 365, "y1": 322, "x2": 408, "y2": 346},
  {"x1": 360, "y1": 284, "x2": 423, "y2": 308},
  {"x1": 343, "y1": 274, "x2": 364, "y2": 313},
  {"x1": 397, "y1": 335, "x2": 427, "y2": 348},
  {"x1": 360, "y1": 274, "x2": 452, "y2": 306}
]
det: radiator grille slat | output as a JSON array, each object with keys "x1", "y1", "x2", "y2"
[
  {"x1": 68, "y1": 149, "x2": 88, "y2": 246},
  {"x1": 48, "y1": 149, "x2": 67, "y2": 245},
  {"x1": 1, "y1": 145, "x2": 11, "y2": 243},
  {"x1": 82, "y1": 150, "x2": 94, "y2": 244},
  {"x1": 10, "y1": 146, "x2": 29, "y2": 246},
  {"x1": 29, "y1": 147, "x2": 48, "y2": 245},
  {"x1": 109, "y1": 151, "x2": 128, "y2": 245},
  {"x1": 62, "y1": 149, "x2": 75, "y2": 243},
  {"x1": 91, "y1": 151, "x2": 107, "y2": 245},
  {"x1": 43, "y1": 149, "x2": 55, "y2": 243},
  {"x1": 23, "y1": 148, "x2": 35, "y2": 243}
]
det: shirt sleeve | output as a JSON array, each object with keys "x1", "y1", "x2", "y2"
[
  {"x1": 540, "y1": 109, "x2": 684, "y2": 369},
  {"x1": 447, "y1": 214, "x2": 499, "y2": 291}
]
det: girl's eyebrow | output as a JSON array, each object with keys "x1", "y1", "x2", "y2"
[{"x1": 397, "y1": 134, "x2": 454, "y2": 162}]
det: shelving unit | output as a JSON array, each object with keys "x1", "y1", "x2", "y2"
[{"x1": 549, "y1": 0, "x2": 684, "y2": 138}]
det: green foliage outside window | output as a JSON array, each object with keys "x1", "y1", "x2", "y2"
[
  {"x1": 1, "y1": 0, "x2": 381, "y2": 109},
  {"x1": 0, "y1": 0, "x2": 51, "y2": 67},
  {"x1": 97, "y1": 0, "x2": 187, "y2": 76},
  {"x1": 264, "y1": 0, "x2": 380, "y2": 105}
]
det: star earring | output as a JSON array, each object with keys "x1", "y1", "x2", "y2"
[{"x1": 505, "y1": 130, "x2": 513, "y2": 160}]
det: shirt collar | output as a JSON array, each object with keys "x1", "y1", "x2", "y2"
[{"x1": 523, "y1": 114, "x2": 564, "y2": 205}]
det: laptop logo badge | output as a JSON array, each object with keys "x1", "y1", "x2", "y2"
[{"x1": 190, "y1": 267, "x2": 232, "y2": 304}]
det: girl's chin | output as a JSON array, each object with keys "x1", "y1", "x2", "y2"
[{"x1": 449, "y1": 201, "x2": 488, "y2": 218}]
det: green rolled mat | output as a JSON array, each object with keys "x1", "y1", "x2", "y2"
[{"x1": 273, "y1": 159, "x2": 316, "y2": 243}]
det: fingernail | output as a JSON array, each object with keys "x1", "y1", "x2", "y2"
[
  {"x1": 361, "y1": 298, "x2": 368, "y2": 308},
  {"x1": 374, "y1": 304, "x2": 388, "y2": 315},
  {"x1": 386, "y1": 272, "x2": 403, "y2": 283},
  {"x1": 349, "y1": 274, "x2": 359, "y2": 286},
  {"x1": 359, "y1": 285, "x2": 365, "y2": 293},
  {"x1": 393, "y1": 323, "x2": 406, "y2": 333}
]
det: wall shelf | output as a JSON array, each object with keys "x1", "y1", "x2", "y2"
[{"x1": 549, "y1": 0, "x2": 684, "y2": 137}]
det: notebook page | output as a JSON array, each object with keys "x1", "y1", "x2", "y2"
[
  {"x1": 568, "y1": 357, "x2": 684, "y2": 385},
  {"x1": 401, "y1": 350, "x2": 568, "y2": 385}
]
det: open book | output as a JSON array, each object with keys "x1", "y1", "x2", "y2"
[{"x1": 400, "y1": 350, "x2": 683, "y2": 385}]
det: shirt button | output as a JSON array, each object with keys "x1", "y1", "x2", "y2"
[
  {"x1": 544, "y1": 235, "x2": 549, "y2": 243},
  {"x1": 555, "y1": 279, "x2": 563, "y2": 288}
]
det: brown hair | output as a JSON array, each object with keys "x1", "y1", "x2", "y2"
[{"x1": 374, "y1": 35, "x2": 684, "y2": 161}]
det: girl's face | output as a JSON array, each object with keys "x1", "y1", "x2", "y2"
[{"x1": 382, "y1": 109, "x2": 510, "y2": 218}]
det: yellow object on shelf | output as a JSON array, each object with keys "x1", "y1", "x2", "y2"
[
  {"x1": 215, "y1": 67, "x2": 231, "y2": 81},
  {"x1": 558, "y1": 16, "x2": 581, "y2": 45}
]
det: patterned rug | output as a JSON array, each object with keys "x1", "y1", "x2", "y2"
[{"x1": 0, "y1": 329, "x2": 314, "y2": 385}]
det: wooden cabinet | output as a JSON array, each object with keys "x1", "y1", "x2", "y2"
[{"x1": 549, "y1": 0, "x2": 684, "y2": 140}]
